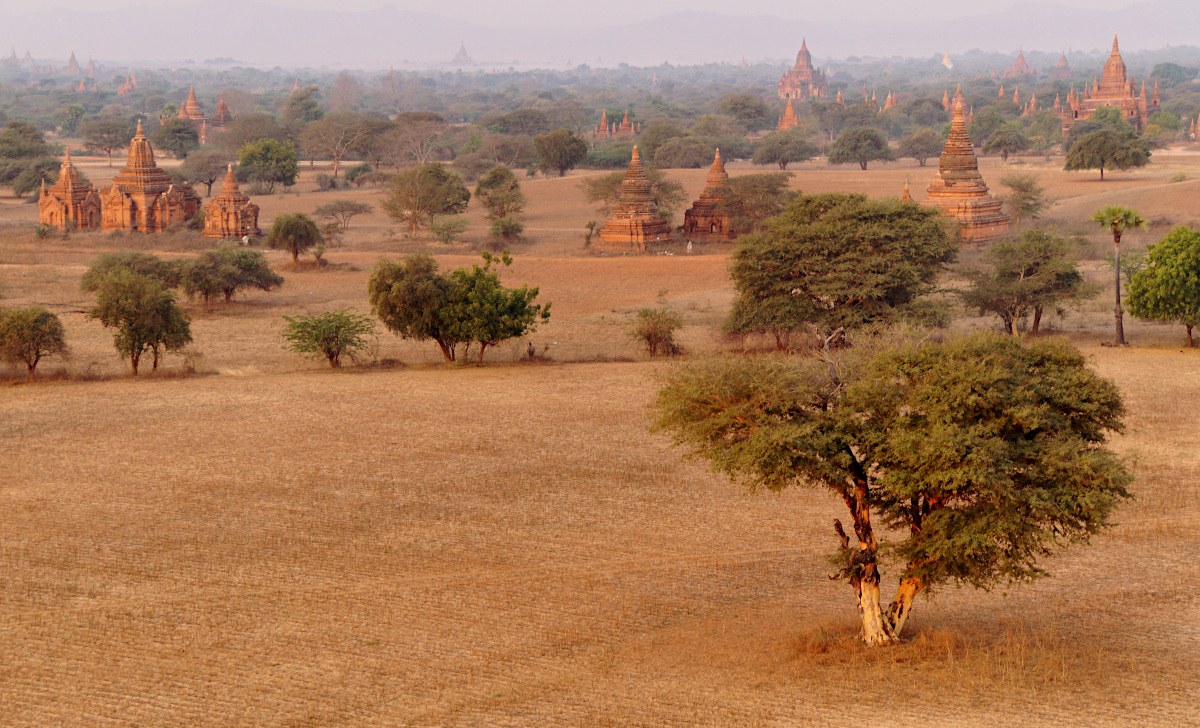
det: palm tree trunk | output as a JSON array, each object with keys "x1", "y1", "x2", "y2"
[{"x1": 1115, "y1": 239, "x2": 1126, "y2": 345}]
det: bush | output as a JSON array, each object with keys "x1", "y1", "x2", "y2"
[
  {"x1": 344, "y1": 162, "x2": 373, "y2": 187},
  {"x1": 314, "y1": 173, "x2": 338, "y2": 191},
  {"x1": 629, "y1": 306, "x2": 683, "y2": 356},
  {"x1": 430, "y1": 217, "x2": 468, "y2": 244},
  {"x1": 1171, "y1": 172, "x2": 1188, "y2": 183},
  {"x1": 280, "y1": 308, "x2": 378, "y2": 368},
  {"x1": 490, "y1": 215, "x2": 524, "y2": 245}
]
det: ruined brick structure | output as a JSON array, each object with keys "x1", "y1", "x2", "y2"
[
  {"x1": 100, "y1": 120, "x2": 200, "y2": 234},
  {"x1": 1060, "y1": 35, "x2": 1158, "y2": 134},
  {"x1": 203, "y1": 165, "x2": 260, "y2": 239},
  {"x1": 595, "y1": 146, "x2": 672, "y2": 252},
  {"x1": 778, "y1": 39, "x2": 828, "y2": 99},
  {"x1": 923, "y1": 91, "x2": 1010, "y2": 243},
  {"x1": 683, "y1": 149, "x2": 736, "y2": 241},
  {"x1": 37, "y1": 150, "x2": 101, "y2": 230}
]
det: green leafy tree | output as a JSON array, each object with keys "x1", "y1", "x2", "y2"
[
  {"x1": 652, "y1": 332, "x2": 1132, "y2": 645},
  {"x1": 1064, "y1": 129, "x2": 1150, "y2": 180},
  {"x1": 577, "y1": 166, "x2": 686, "y2": 224},
  {"x1": 56, "y1": 104, "x2": 85, "y2": 135},
  {"x1": 999, "y1": 173, "x2": 1049, "y2": 224},
  {"x1": 1092, "y1": 205, "x2": 1147, "y2": 345},
  {"x1": 629, "y1": 306, "x2": 682, "y2": 356},
  {"x1": 313, "y1": 199, "x2": 374, "y2": 231},
  {"x1": 960, "y1": 229, "x2": 1097, "y2": 335},
  {"x1": 654, "y1": 137, "x2": 709, "y2": 169},
  {"x1": 1128, "y1": 226, "x2": 1200, "y2": 346},
  {"x1": 727, "y1": 193, "x2": 956, "y2": 340},
  {"x1": 368, "y1": 253, "x2": 468, "y2": 362},
  {"x1": 636, "y1": 122, "x2": 685, "y2": 161},
  {"x1": 237, "y1": 139, "x2": 300, "y2": 192},
  {"x1": 151, "y1": 118, "x2": 200, "y2": 159},
  {"x1": 983, "y1": 128, "x2": 1029, "y2": 162},
  {"x1": 182, "y1": 246, "x2": 283, "y2": 308},
  {"x1": 717, "y1": 93, "x2": 770, "y2": 130},
  {"x1": 217, "y1": 114, "x2": 292, "y2": 157},
  {"x1": 712, "y1": 173, "x2": 796, "y2": 234},
  {"x1": 266, "y1": 213, "x2": 324, "y2": 264},
  {"x1": 81, "y1": 252, "x2": 183, "y2": 292},
  {"x1": 381, "y1": 163, "x2": 470, "y2": 234},
  {"x1": 8, "y1": 158, "x2": 61, "y2": 197},
  {"x1": 80, "y1": 119, "x2": 134, "y2": 166},
  {"x1": 88, "y1": 270, "x2": 192, "y2": 375},
  {"x1": 752, "y1": 130, "x2": 818, "y2": 170},
  {"x1": 1150, "y1": 62, "x2": 1198, "y2": 88},
  {"x1": 827, "y1": 126, "x2": 895, "y2": 170},
  {"x1": 447, "y1": 251, "x2": 551, "y2": 363},
  {"x1": 280, "y1": 308, "x2": 378, "y2": 368},
  {"x1": 967, "y1": 106, "x2": 1007, "y2": 146},
  {"x1": 533, "y1": 128, "x2": 587, "y2": 177},
  {"x1": 180, "y1": 150, "x2": 231, "y2": 196},
  {"x1": 473, "y1": 165, "x2": 526, "y2": 220},
  {"x1": 280, "y1": 86, "x2": 324, "y2": 128},
  {"x1": 896, "y1": 128, "x2": 943, "y2": 167},
  {"x1": 0, "y1": 306, "x2": 68, "y2": 382},
  {"x1": 490, "y1": 216, "x2": 524, "y2": 245},
  {"x1": 0, "y1": 120, "x2": 58, "y2": 196}
]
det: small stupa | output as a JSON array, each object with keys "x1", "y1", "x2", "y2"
[
  {"x1": 777, "y1": 97, "x2": 798, "y2": 130},
  {"x1": 682, "y1": 149, "x2": 736, "y2": 241},
  {"x1": 596, "y1": 146, "x2": 672, "y2": 252},
  {"x1": 38, "y1": 150, "x2": 101, "y2": 230},
  {"x1": 203, "y1": 164, "x2": 260, "y2": 239},
  {"x1": 923, "y1": 90, "x2": 1010, "y2": 243}
]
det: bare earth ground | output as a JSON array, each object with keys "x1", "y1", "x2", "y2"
[{"x1": 2, "y1": 149, "x2": 1200, "y2": 726}]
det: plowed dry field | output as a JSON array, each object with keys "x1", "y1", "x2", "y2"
[{"x1": 2, "y1": 148, "x2": 1199, "y2": 726}]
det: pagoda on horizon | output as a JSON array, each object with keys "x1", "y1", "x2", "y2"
[
  {"x1": 1060, "y1": 35, "x2": 1158, "y2": 134},
  {"x1": 778, "y1": 39, "x2": 828, "y2": 100}
]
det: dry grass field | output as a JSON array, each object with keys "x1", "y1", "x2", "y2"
[{"x1": 2, "y1": 147, "x2": 1200, "y2": 726}]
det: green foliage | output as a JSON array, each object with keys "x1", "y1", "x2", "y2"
[
  {"x1": 473, "y1": 165, "x2": 526, "y2": 220},
  {"x1": 827, "y1": 126, "x2": 895, "y2": 170},
  {"x1": 217, "y1": 113, "x2": 292, "y2": 157},
  {"x1": 1170, "y1": 172, "x2": 1187, "y2": 183},
  {"x1": 87, "y1": 270, "x2": 192, "y2": 375},
  {"x1": 80, "y1": 119, "x2": 134, "y2": 166},
  {"x1": 151, "y1": 118, "x2": 200, "y2": 159},
  {"x1": 1128, "y1": 226, "x2": 1200, "y2": 345},
  {"x1": 999, "y1": 173, "x2": 1049, "y2": 224},
  {"x1": 637, "y1": 122, "x2": 685, "y2": 161},
  {"x1": 1063, "y1": 108, "x2": 1136, "y2": 153},
  {"x1": 430, "y1": 217, "x2": 468, "y2": 244},
  {"x1": 280, "y1": 308, "x2": 378, "y2": 368},
  {"x1": 983, "y1": 128, "x2": 1029, "y2": 162},
  {"x1": 181, "y1": 150, "x2": 231, "y2": 196},
  {"x1": 0, "y1": 305, "x2": 68, "y2": 382},
  {"x1": 717, "y1": 93, "x2": 770, "y2": 130},
  {"x1": 1150, "y1": 62, "x2": 1198, "y2": 87},
  {"x1": 55, "y1": 104, "x2": 85, "y2": 135},
  {"x1": 446, "y1": 251, "x2": 550, "y2": 363},
  {"x1": 752, "y1": 130, "x2": 818, "y2": 170},
  {"x1": 181, "y1": 246, "x2": 284, "y2": 308},
  {"x1": 727, "y1": 193, "x2": 957, "y2": 337},
  {"x1": 1064, "y1": 130, "x2": 1150, "y2": 180},
  {"x1": 712, "y1": 173, "x2": 796, "y2": 235},
  {"x1": 237, "y1": 139, "x2": 300, "y2": 192},
  {"x1": 490, "y1": 215, "x2": 524, "y2": 244},
  {"x1": 313, "y1": 199, "x2": 374, "y2": 230},
  {"x1": 629, "y1": 306, "x2": 683, "y2": 356},
  {"x1": 81, "y1": 252, "x2": 183, "y2": 292},
  {"x1": 368, "y1": 253, "x2": 466, "y2": 362},
  {"x1": 1091, "y1": 205, "x2": 1148, "y2": 246},
  {"x1": 1148, "y1": 110, "x2": 1183, "y2": 132},
  {"x1": 266, "y1": 213, "x2": 324, "y2": 263},
  {"x1": 281, "y1": 86, "x2": 324, "y2": 127},
  {"x1": 578, "y1": 166, "x2": 687, "y2": 224},
  {"x1": 381, "y1": 163, "x2": 470, "y2": 234},
  {"x1": 959, "y1": 229, "x2": 1097, "y2": 335},
  {"x1": 652, "y1": 332, "x2": 1131, "y2": 638},
  {"x1": 654, "y1": 136, "x2": 709, "y2": 168},
  {"x1": 533, "y1": 128, "x2": 587, "y2": 177},
  {"x1": 344, "y1": 162, "x2": 373, "y2": 186},
  {"x1": 967, "y1": 106, "x2": 1007, "y2": 146},
  {"x1": 896, "y1": 128, "x2": 943, "y2": 166},
  {"x1": 7, "y1": 157, "x2": 60, "y2": 197},
  {"x1": 0, "y1": 120, "x2": 52, "y2": 158}
]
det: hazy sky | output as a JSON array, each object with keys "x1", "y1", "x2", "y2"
[{"x1": 35, "y1": 0, "x2": 1137, "y2": 26}]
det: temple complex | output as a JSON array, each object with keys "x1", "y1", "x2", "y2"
[
  {"x1": 778, "y1": 39, "x2": 828, "y2": 99},
  {"x1": 65, "y1": 51, "x2": 81, "y2": 75},
  {"x1": 99, "y1": 121, "x2": 201, "y2": 234},
  {"x1": 777, "y1": 97, "x2": 799, "y2": 130},
  {"x1": 203, "y1": 165, "x2": 260, "y2": 239},
  {"x1": 595, "y1": 146, "x2": 672, "y2": 252},
  {"x1": 1003, "y1": 49, "x2": 1036, "y2": 78},
  {"x1": 682, "y1": 149, "x2": 736, "y2": 241},
  {"x1": 616, "y1": 109, "x2": 637, "y2": 135},
  {"x1": 923, "y1": 91, "x2": 1010, "y2": 243},
  {"x1": 37, "y1": 150, "x2": 101, "y2": 231},
  {"x1": 594, "y1": 109, "x2": 611, "y2": 137},
  {"x1": 1060, "y1": 35, "x2": 1158, "y2": 134}
]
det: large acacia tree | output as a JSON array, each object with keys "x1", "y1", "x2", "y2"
[
  {"x1": 654, "y1": 333, "x2": 1132, "y2": 645},
  {"x1": 381, "y1": 163, "x2": 470, "y2": 234}
]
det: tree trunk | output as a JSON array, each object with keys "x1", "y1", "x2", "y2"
[
  {"x1": 1100, "y1": 166, "x2": 1105, "y2": 181},
  {"x1": 859, "y1": 162, "x2": 868, "y2": 171},
  {"x1": 107, "y1": 150, "x2": 113, "y2": 167},
  {"x1": 1032, "y1": 305, "x2": 1043, "y2": 335},
  {"x1": 291, "y1": 247, "x2": 300, "y2": 264},
  {"x1": 435, "y1": 340, "x2": 456, "y2": 363},
  {"x1": 328, "y1": 353, "x2": 340, "y2": 368},
  {"x1": 1187, "y1": 324, "x2": 1193, "y2": 348},
  {"x1": 130, "y1": 351, "x2": 140, "y2": 376},
  {"x1": 332, "y1": 156, "x2": 340, "y2": 178},
  {"x1": 26, "y1": 361, "x2": 36, "y2": 383},
  {"x1": 1114, "y1": 238, "x2": 1126, "y2": 345},
  {"x1": 478, "y1": 343, "x2": 487, "y2": 364},
  {"x1": 856, "y1": 570, "x2": 897, "y2": 646},
  {"x1": 885, "y1": 576, "x2": 922, "y2": 638}
]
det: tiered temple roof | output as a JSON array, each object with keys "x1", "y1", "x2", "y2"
[
  {"x1": 38, "y1": 150, "x2": 101, "y2": 231},
  {"x1": 777, "y1": 97, "x2": 799, "y2": 130},
  {"x1": 1060, "y1": 35, "x2": 1157, "y2": 134},
  {"x1": 683, "y1": 149, "x2": 736, "y2": 241},
  {"x1": 1003, "y1": 49, "x2": 1036, "y2": 78},
  {"x1": 100, "y1": 121, "x2": 200, "y2": 234},
  {"x1": 1051, "y1": 51, "x2": 1072, "y2": 78},
  {"x1": 778, "y1": 39, "x2": 828, "y2": 99},
  {"x1": 203, "y1": 164, "x2": 260, "y2": 239},
  {"x1": 595, "y1": 146, "x2": 672, "y2": 252},
  {"x1": 923, "y1": 92, "x2": 1010, "y2": 243}
]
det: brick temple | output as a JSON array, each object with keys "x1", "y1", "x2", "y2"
[
  {"x1": 99, "y1": 121, "x2": 201, "y2": 233},
  {"x1": 923, "y1": 91, "x2": 1010, "y2": 243},
  {"x1": 682, "y1": 149, "x2": 735, "y2": 242},
  {"x1": 777, "y1": 97, "x2": 799, "y2": 130},
  {"x1": 1060, "y1": 35, "x2": 1158, "y2": 134},
  {"x1": 37, "y1": 150, "x2": 101, "y2": 230},
  {"x1": 778, "y1": 39, "x2": 828, "y2": 99},
  {"x1": 203, "y1": 165, "x2": 260, "y2": 239},
  {"x1": 1003, "y1": 49, "x2": 1036, "y2": 78},
  {"x1": 595, "y1": 146, "x2": 672, "y2": 253}
]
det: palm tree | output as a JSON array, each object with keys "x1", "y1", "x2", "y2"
[{"x1": 1091, "y1": 205, "x2": 1147, "y2": 345}]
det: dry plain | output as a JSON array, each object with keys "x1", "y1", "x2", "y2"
[{"x1": 2, "y1": 148, "x2": 1200, "y2": 726}]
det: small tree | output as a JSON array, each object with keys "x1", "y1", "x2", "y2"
[
  {"x1": 1064, "y1": 129, "x2": 1150, "y2": 180},
  {"x1": 653, "y1": 333, "x2": 1132, "y2": 646},
  {"x1": 629, "y1": 306, "x2": 683, "y2": 356},
  {"x1": 81, "y1": 252, "x2": 182, "y2": 292},
  {"x1": 0, "y1": 306, "x2": 68, "y2": 382},
  {"x1": 578, "y1": 166, "x2": 687, "y2": 223},
  {"x1": 713, "y1": 173, "x2": 795, "y2": 234},
  {"x1": 266, "y1": 213, "x2": 324, "y2": 264},
  {"x1": 490, "y1": 216, "x2": 524, "y2": 245},
  {"x1": 182, "y1": 246, "x2": 284, "y2": 308},
  {"x1": 368, "y1": 253, "x2": 467, "y2": 362},
  {"x1": 983, "y1": 128, "x2": 1030, "y2": 162},
  {"x1": 180, "y1": 150, "x2": 231, "y2": 196},
  {"x1": 473, "y1": 165, "x2": 526, "y2": 220},
  {"x1": 381, "y1": 163, "x2": 470, "y2": 234},
  {"x1": 298, "y1": 112, "x2": 366, "y2": 178},
  {"x1": 447, "y1": 251, "x2": 551, "y2": 363},
  {"x1": 1128, "y1": 226, "x2": 1200, "y2": 346},
  {"x1": 999, "y1": 173, "x2": 1049, "y2": 225},
  {"x1": 752, "y1": 130, "x2": 818, "y2": 170},
  {"x1": 533, "y1": 128, "x2": 587, "y2": 177},
  {"x1": 237, "y1": 139, "x2": 300, "y2": 192},
  {"x1": 151, "y1": 118, "x2": 200, "y2": 159},
  {"x1": 827, "y1": 126, "x2": 895, "y2": 170},
  {"x1": 430, "y1": 217, "x2": 468, "y2": 244},
  {"x1": 313, "y1": 199, "x2": 374, "y2": 231},
  {"x1": 1092, "y1": 205, "x2": 1147, "y2": 345},
  {"x1": 895, "y1": 128, "x2": 944, "y2": 167},
  {"x1": 80, "y1": 119, "x2": 134, "y2": 166},
  {"x1": 88, "y1": 270, "x2": 192, "y2": 375},
  {"x1": 280, "y1": 308, "x2": 377, "y2": 368},
  {"x1": 960, "y1": 229, "x2": 1097, "y2": 335}
]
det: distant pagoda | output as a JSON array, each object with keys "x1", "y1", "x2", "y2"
[
  {"x1": 682, "y1": 149, "x2": 736, "y2": 241},
  {"x1": 778, "y1": 39, "x2": 828, "y2": 99},
  {"x1": 595, "y1": 146, "x2": 672, "y2": 252},
  {"x1": 777, "y1": 97, "x2": 799, "y2": 130},
  {"x1": 923, "y1": 90, "x2": 1010, "y2": 243},
  {"x1": 1060, "y1": 35, "x2": 1158, "y2": 134},
  {"x1": 1050, "y1": 51, "x2": 1072, "y2": 78},
  {"x1": 1003, "y1": 48, "x2": 1036, "y2": 78},
  {"x1": 203, "y1": 164, "x2": 260, "y2": 239},
  {"x1": 452, "y1": 42, "x2": 473, "y2": 66},
  {"x1": 38, "y1": 150, "x2": 101, "y2": 231}
]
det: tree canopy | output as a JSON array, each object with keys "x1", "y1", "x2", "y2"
[
  {"x1": 266, "y1": 213, "x2": 324, "y2": 264},
  {"x1": 896, "y1": 128, "x2": 944, "y2": 167},
  {"x1": 473, "y1": 165, "x2": 526, "y2": 221},
  {"x1": 1064, "y1": 129, "x2": 1150, "y2": 180},
  {"x1": 280, "y1": 308, "x2": 378, "y2": 368},
  {"x1": 237, "y1": 139, "x2": 300, "y2": 192},
  {"x1": 88, "y1": 270, "x2": 192, "y2": 375},
  {"x1": 827, "y1": 126, "x2": 895, "y2": 170},
  {"x1": 1128, "y1": 226, "x2": 1200, "y2": 346},
  {"x1": 752, "y1": 130, "x2": 818, "y2": 170},
  {"x1": 533, "y1": 128, "x2": 587, "y2": 177},
  {"x1": 0, "y1": 306, "x2": 68, "y2": 382},
  {"x1": 380, "y1": 163, "x2": 470, "y2": 234},
  {"x1": 150, "y1": 118, "x2": 200, "y2": 160},
  {"x1": 712, "y1": 173, "x2": 796, "y2": 235}
]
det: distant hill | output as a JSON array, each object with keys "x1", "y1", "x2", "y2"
[{"x1": 1, "y1": 0, "x2": 1197, "y2": 69}]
